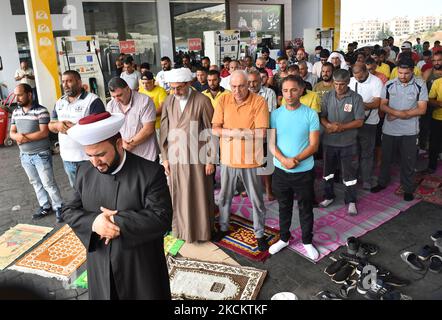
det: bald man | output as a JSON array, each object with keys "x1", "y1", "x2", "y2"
[{"x1": 212, "y1": 71, "x2": 270, "y2": 251}]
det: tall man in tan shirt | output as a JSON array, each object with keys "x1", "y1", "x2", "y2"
[{"x1": 212, "y1": 70, "x2": 270, "y2": 251}]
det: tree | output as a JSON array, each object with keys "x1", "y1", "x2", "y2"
[{"x1": 376, "y1": 24, "x2": 394, "y2": 41}]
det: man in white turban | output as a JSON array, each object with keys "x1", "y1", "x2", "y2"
[
  {"x1": 64, "y1": 111, "x2": 173, "y2": 300},
  {"x1": 328, "y1": 52, "x2": 349, "y2": 70},
  {"x1": 160, "y1": 67, "x2": 216, "y2": 243}
]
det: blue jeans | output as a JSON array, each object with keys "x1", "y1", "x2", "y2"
[
  {"x1": 20, "y1": 150, "x2": 63, "y2": 210},
  {"x1": 63, "y1": 160, "x2": 87, "y2": 187}
]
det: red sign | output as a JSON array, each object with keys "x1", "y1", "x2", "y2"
[
  {"x1": 188, "y1": 38, "x2": 202, "y2": 51},
  {"x1": 119, "y1": 40, "x2": 136, "y2": 54}
]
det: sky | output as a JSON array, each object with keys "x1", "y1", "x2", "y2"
[{"x1": 341, "y1": 0, "x2": 442, "y2": 27}]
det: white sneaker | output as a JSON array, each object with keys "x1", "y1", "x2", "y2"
[
  {"x1": 319, "y1": 198, "x2": 334, "y2": 207},
  {"x1": 348, "y1": 202, "x2": 358, "y2": 216},
  {"x1": 269, "y1": 240, "x2": 289, "y2": 255},
  {"x1": 303, "y1": 243, "x2": 319, "y2": 260}
]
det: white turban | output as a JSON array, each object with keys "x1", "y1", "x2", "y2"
[
  {"x1": 328, "y1": 52, "x2": 349, "y2": 70},
  {"x1": 67, "y1": 112, "x2": 125, "y2": 146},
  {"x1": 164, "y1": 67, "x2": 194, "y2": 83}
]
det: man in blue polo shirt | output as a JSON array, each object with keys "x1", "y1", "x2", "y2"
[
  {"x1": 10, "y1": 84, "x2": 64, "y2": 222},
  {"x1": 268, "y1": 75, "x2": 321, "y2": 260}
]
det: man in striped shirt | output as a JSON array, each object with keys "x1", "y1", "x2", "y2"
[{"x1": 10, "y1": 84, "x2": 64, "y2": 222}]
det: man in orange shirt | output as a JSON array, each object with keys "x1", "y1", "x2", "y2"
[{"x1": 212, "y1": 70, "x2": 270, "y2": 251}]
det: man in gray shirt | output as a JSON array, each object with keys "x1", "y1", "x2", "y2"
[
  {"x1": 10, "y1": 84, "x2": 64, "y2": 222},
  {"x1": 319, "y1": 69, "x2": 365, "y2": 215},
  {"x1": 371, "y1": 58, "x2": 428, "y2": 201}
]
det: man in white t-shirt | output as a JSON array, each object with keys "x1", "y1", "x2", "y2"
[
  {"x1": 120, "y1": 57, "x2": 141, "y2": 90},
  {"x1": 15, "y1": 60, "x2": 37, "y2": 102},
  {"x1": 349, "y1": 63, "x2": 383, "y2": 190},
  {"x1": 49, "y1": 70, "x2": 106, "y2": 187},
  {"x1": 155, "y1": 56, "x2": 172, "y2": 93}
]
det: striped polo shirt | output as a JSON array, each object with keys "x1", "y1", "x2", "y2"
[{"x1": 11, "y1": 104, "x2": 51, "y2": 154}]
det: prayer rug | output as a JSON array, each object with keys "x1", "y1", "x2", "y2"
[
  {"x1": 164, "y1": 233, "x2": 185, "y2": 256},
  {"x1": 167, "y1": 256, "x2": 266, "y2": 300},
  {"x1": 215, "y1": 214, "x2": 280, "y2": 262},
  {"x1": 9, "y1": 224, "x2": 86, "y2": 282},
  {"x1": 394, "y1": 174, "x2": 442, "y2": 206},
  {"x1": 0, "y1": 224, "x2": 53, "y2": 270},
  {"x1": 216, "y1": 181, "x2": 420, "y2": 263}
]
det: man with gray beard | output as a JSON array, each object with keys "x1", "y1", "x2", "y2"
[{"x1": 160, "y1": 68, "x2": 216, "y2": 243}]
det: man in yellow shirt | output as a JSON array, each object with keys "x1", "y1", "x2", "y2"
[
  {"x1": 139, "y1": 71, "x2": 167, "y2": 137},
  {"x1": 281, "y1": 89, "x2": 321, "y2": 112},
  {"x1": 426, "y1": 77, "x2": 442, "y2": 173},
  {"x1": 372, "y1": 49, "x2": 391, "y2": 79},
  {"x1": 202, "y1": 70, "x2": 230, "y2": 109}
]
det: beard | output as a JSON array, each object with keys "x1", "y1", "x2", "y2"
[
  {"x1": 96, "y1": 146, "x2": 121, "y2": 174},
  {"x1": 434, "y1": 64, "x2": 442, "y2": 70}
]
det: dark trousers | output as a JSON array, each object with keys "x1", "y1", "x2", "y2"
[
  {"x1": 378, "y1": 134, "x2": 418, "y2": 194},
  {"x1": 419, "y1": 107, "x2": 432, "y2": 149},
  {"x1": 358, "y1": 124, "x2": 377, "y2": 185},
  {"x1": 323, "y1": 144, "x2": 358, "y2": 204},
  {"x1": 428, "y1": 118, "x2": 442, "y2": 171},
  {"x1": 272, "y1": 167, "x2": 314, "y2": 244}
]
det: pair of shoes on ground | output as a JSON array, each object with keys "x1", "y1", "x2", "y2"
[
  {"x1": 364, "y1": 278, "x2": 412, "y2": 300},
  {"x1": 370, "y1": 185, "x2": 415, "y2": 201},
  {"x1": 319, "y1": 198, "x2": 358, "y2": 216},
  {"x1": 269, "y1": 240, "x2": 319, "y2": 260},
  {"x1": 400, "y1": 251, "x2": 442, "y2": 273},
  {"x1": 346, "y1": 236, "x2": 378, "y2": 258},
  {"x1": 32, "y1": 207, "x2": 64, "y2": 223},
  {"x1": 324, "y1": 258, "x2": 356, "y2": 284},
  {"x1": 355, "y1": 262, "x2": 410, "y2": 291}
]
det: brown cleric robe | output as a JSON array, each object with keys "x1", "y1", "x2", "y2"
[
  {"x1": 160, "y1": 89, "x2": 215, "y2": 243},
  {"x1": 63, "y1": 152, "x2": 172, "y2": 300}
]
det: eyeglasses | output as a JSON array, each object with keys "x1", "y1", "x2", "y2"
[{"x1": 170, "y1": 84, "x2": 187, "y2": 91}]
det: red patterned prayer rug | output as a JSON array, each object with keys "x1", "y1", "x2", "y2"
[
  {"x1": 215, "y1": 214, "x2": 280, "y2": 262},
  {"x1": 395, "y1": 174, "x2": 442, "y2": 206}
]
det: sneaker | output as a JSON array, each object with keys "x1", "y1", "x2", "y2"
[
  {"x1": 356, "y1": 272, "x2": 370, "y2": 294},
  {"x1": 314, "y1": 290, "x2": 343, "y2": 300},
  {"x1": 32, "y1": 207, "x2": 52, "y2": 220},
  {"x1": 403, "y1": 193, "x2": 414, "y2": 201},
  {"x1": 370, "y1": 185, "x2": 386, "y2": 193},
  {"x1": 55, "y1": 208, "x2": 64, "y2": 223},
  {"x1": 430, "y1": 230, "x2": 442, "y2": 242},
  {"x1": 339, "y1": 252, "x2": 367, "y2": 265},
  {"x1": 346, "y1": 237, "x2": 360, "y2": 255},
  {"x1": 378, "y1": 272, "x2": 410, "y2": 287},
  {"x1": 324, "y1": 259, "x2": 348, "y2": 277},
  {"x1": 339, "y1": 279, "x2": 357, "y2": 298},
  {"x1": 360, "y1": 242, "x2": 379, "y2": 256},
  {"x1": 348, "y1": 203, "x2": 358, "y2": 216},
  {"x1": 417, "y1": 245, "x2": 440, "y2": 260},
  {"x1": 303, "y1": 243, "x2": 319, "y2": 260},
  {"x1": 319, "y1": 198, "x2": 334, "y2": 207},
  {"x1": 257, "y1": 237, "x2": 269, "y2": 251},
  {"x1": 435, "y1": 239, "x2": 442, "y2": 252},
  {"x1": 331, "y1": 263, "x2": 355, "y2": 284},
  {"x1": 364, "y1": 279, "x2": 391, "y2": 300}
]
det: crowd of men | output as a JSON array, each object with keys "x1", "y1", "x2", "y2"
[{"x1": 8, "y1": 37, "x2": 442, "y2": 299}]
